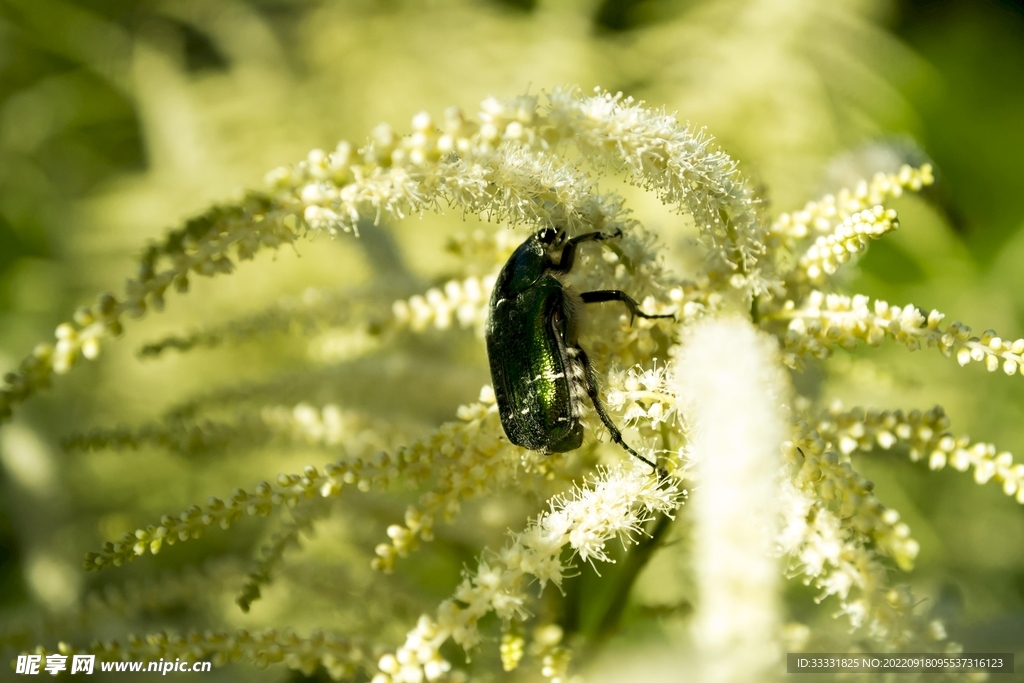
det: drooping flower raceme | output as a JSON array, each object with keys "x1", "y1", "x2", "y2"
[{"x1": 373, "y1": 466, "x2": 682, "y2": 683}]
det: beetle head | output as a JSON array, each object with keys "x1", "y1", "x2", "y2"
[
  {"x1": 536, "y1": 227, "x2": 567, "y2": 253},
  {"x1": 537, "y1": 226, "x2": 558, "y2": 244},
  {"x1": 492, "y1": 228, "x2": 565, "y2": 297}
]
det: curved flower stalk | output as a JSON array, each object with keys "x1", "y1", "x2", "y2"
[
  {"x1": 779, "y1": 421, "x2": 941, "y2": 640},
  {"x1": 372, "y1": 466, "x2": 682, "y2": 683},
  {"x1": 82, "y1": 459, "x2": 368, "y2": 570},
  {"x1": 778, "y1": 480, "x2": 948, "y2": 649},
  {"x1": 236, "y1": 501, "x2": 332, "y2": 613},
  {"x1": 0, "y1": 194, "x2": 295, "y2": 421},
  {"x1": 62, "y1": 403, "x2": 401, "y2": 457},
  {"x1": 81, "y1": 395, "x2": 512, "y2": 570},
  {"x1": 138, "y1": 269, "x2": 494, "y2": 360},
  {"x1": 810, "y1": 402, "x2": 1024, "y2": 502},
  {"x1": 78, "y1": 392, "x2": 563, "y2": 577},
  {"x1": 794, "y1": 206, "x2": 899, "y2": 287},
  {"x1": 372, "y1": 388, "x2": 654, "y2": 575},
  {"x1": 370, "y1": 392, "x2": 541, "y2": 574},
  {"x1": 544, "y1": 90, "x2": 769, "y2": 294},
  {"x1": 768, "y1": 165, "x2": 934, "y2": 251},
  {"x1": 774, "y1": 291, "x2": 1024, "y2": 374},
  {"x1": 137, "y1": 284, "x2": 390, "y2": 358},
  {"x1": 0, "y1": 87, "x2": 756, "y2": 424},
  {"x1": 786, "y1": 434, "x2": 919, "y2": 572}
]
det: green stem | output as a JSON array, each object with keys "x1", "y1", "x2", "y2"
[
  {"x1": 560, "y1": 561, "x2": 583, "y2": 638},
  {"x1": 587, "y1": 511, "x2": 674, "y2": 648}
]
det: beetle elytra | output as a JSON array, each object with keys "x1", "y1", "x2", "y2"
[{"x1": 485, "y1": 227, "x2": 673, "y2": 473}]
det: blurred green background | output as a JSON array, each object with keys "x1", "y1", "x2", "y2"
[{"x1": 1, "y1": 0, "x2": 1024, "y2": 679}]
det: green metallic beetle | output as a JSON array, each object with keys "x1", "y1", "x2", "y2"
[{"x1": 485, "y1": 227, "x2": 673, "y2": 473}]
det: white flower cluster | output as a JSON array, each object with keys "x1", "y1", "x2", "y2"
[
  {"x1": 391, "y1": 276, "x2": 495, "y2": 335},
  {"x1": 787, "y1": 437, "x2": 919, "y2": 572},
  {"x1": 770, "y1": 164, "x2": 934, "y2": 245},
  {"x1": 797, "y1": 206, "x2": 898, "y2": 285},
  {"x1": 605, "y1": 363, "x2": 678, "y2": 429},
  {"x1": 779, "y1": 291, "x2": 1024, "y2": 376},
  {"x1": 7, "y1": 87, "x2": 746, "y2": 423},
  {"x1": 259, "y1": 403, "x2": 357, "y2": 446},
  {"x1": 444, "y1": 229, "x2": 522, "y2": 275},
  {"x1": 266, "y1": 87, "x2": 763, "y2": 298},
  {"x1": 268, "y1": 100, "x2": 587, "y2": 239},
  {"x1": 236, "y1": 505, "x2": 330, "y2": 613},
  {"x1": 545, "y1": 89, "x2": 768, "y2": 293},
  {"x1": 372, "y1": 466, "x2": 682, "y2": 683},
  {"x1": 373, "y1": 388, "x2": 553, "y2": 574},
  {"x1": 674, "y1": 318, "x2": 787, "y2": 683},
  {"x1": 1, "y1": 193, "x2": 294, "y2": 421},
  {"x1": 778, "y1": 480, "x2": 946, "y2": 647},
  {"x1": 813, "y1": 402, "x2": 1024, "y2": 503}
]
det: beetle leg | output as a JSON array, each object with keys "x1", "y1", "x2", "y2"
[
  {"x1": 574, "y1": 345, "x2": 662, "y2": 475},
  {"x1": 580, "y1": 290, "x2": 676, "y2": 325},
  {"x1": 553, "y1": 230, "x2": 622, "y2": 273}
]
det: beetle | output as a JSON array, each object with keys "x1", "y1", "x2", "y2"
[{"x1": 485, "y1": 227, "x2": 673, "y2": 474}]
